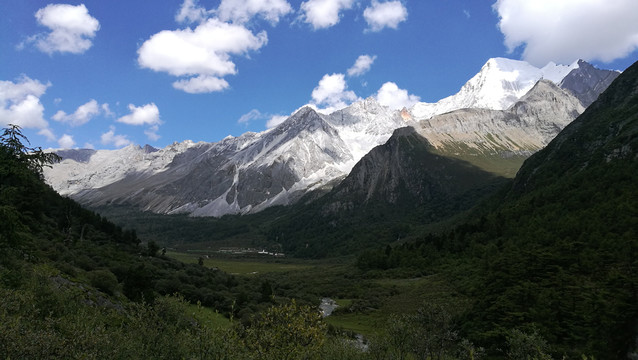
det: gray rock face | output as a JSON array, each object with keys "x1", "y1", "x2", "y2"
[
  {"x1": 55, "y1": 149, "x2": 97, "y2": 163},
  {"x1": 66, "y1": 107, "x2": 357, "y2": 217},
  {"x1": 46, "y1": 81, "x2": 590, "y2": 217},
  {"x1": 322, "y1": 81, "x2": 585, "y2": 208},
  {"x1": 417, "y1": 80, "x2": 585, "y2": 156},
  {"x1": 559, "y1": 60, "x2": 620, "y2": 107},
  {"x1": 43, "y1": 59, "x2": 619, "y2": 218},
  {"x1": 323, "y1": 126, "x2": 503, "y2": 216}
]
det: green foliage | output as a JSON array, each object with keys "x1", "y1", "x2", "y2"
[
  {"x1": 146, "y1": 239, "x2": 159, "y2": 256},
  {"x1": 0, "y1": 124, "x2": 60, "y2": 177},
  {"x1": 241, "y1": 300, "x2": 327, "y2": 360},
  {"x1": 367, "y1": 303, "x2": 484, "y2": 360},
  {"x1": 506, "y1": 328, "x2": 552, "y2": 360},
  {"x1": 87, "y1": 269, "x2": 119, "y2": 295}
]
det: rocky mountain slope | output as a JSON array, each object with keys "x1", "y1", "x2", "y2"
[
  {"x1": 559, "y1": 59, "x2": 620, "y2": 107},
  {"x1": 325, "y1": 126, "x2": 503, "y2": 211},
  {"x1": 313, "y1": 80, "x2": 583, "y2": 215},
  {"x1": 43, "y1": 58, "x2": 616, "y2": 217}
]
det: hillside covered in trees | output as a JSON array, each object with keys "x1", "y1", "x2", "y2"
[
  {"x1": 358, "y1": 60, "x2": 638, "y2": 358},
  {"x1": 2, "y1": 58, "x2": 638, "y2": 358}
]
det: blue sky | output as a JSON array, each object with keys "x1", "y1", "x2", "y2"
[{"x1": 2, "y1": 0, "x2": 638, "y2": 149}]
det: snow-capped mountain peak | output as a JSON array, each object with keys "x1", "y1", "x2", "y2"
[
  {"x1": 411, "y1": 57, "x2": 580, "y2": 119},
  {"x1": 42, "y1": 57, "x2": 616, "y2": 218}
]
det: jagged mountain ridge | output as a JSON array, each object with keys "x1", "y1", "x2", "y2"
[
  {"x1": 559, "y1": 60, "x2": 620, "y2": 107},
  {"x1": 317, "y1": 80, "x2": 583, "y2": 212},
  {"x1": 43, "y1": 58, "x2": 615, "y2": 217},
  {"x1": 410, "y1": 57, "x2": 579, "y2": 120},
  {"x1": 417, "y1": 80, "x2": 584, "y2": 154},
  {"x1": 324, "y1": 126, "x2": 504, "y2": 211},
  {"x1": 57, "y1": 104, "x2": 410, "y2": 217}
]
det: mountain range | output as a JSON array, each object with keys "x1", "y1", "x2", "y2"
[{"x1": 43, "y1": 57, "x2": 619, "y2": 217}]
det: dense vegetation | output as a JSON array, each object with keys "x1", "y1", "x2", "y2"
[
  {"x1": 3, "y1": 59, "x2": 638, "y2": 358},
  {"x1": 357, "y1": 60, "x2": 638, "y2": 358},
  {"x1": 0, "y1": 125, "x2": 341, "y2": 358}
]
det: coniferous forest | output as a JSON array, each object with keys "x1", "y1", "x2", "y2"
[{"x1": 2, "y1": 61, "x2": 638, "y2": 358}]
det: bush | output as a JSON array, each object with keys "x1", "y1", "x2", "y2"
[{"x1": 87, "y1": 269, "x2": 119, "y2": 295}]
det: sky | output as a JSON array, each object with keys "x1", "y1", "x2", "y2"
[{"x1": 1, "y1": 0, "x2": 638, "y2": 150}]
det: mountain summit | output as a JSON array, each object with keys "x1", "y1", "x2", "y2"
[
  {"x1": 410, "y1": 57, "x2": 580, "y2": 119},
  {"x1": 43, "y1": 58, "x2": 617, "y2": 217}
]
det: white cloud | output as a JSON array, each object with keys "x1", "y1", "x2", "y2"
[
  {"x1": 217, "y1": 0, "x2": 293, "y2": 24},
  {"x1": 38, "y1": 128, "x2": 57, "y2": 142},
  {"x1": 52, "y1": 99, "x2": 100, "y2": 126},
  {"x1": 238, "y1": 109, "x2": 288, "y2": 128},
  {"x1": 176, "y1": 0, "x2": 209, "y2": 24},
  {"x1": 376, "y1": 82, "x2": 420, "y2": 110},
  {"x1": 311, "y1": 73, "x2": 359, "y2": 112},
  {"x1": 238, "y1": 109, "x2": 264, "y2": 124},
  {"x1": 101, "y1": 126, "x2": 131, "y2": 148},
  {"x1": 145, "y1": 125, "x2": 161, "y2": 142},
  {"x1": 138, "y1": 18, "x2": 268, "y2": 93},
  {"x1": 117, "y1": 103, "x2": 161, "y2": 126},
  {"x1": 266, "y1": 115, "x2": 288, "y2": 128},
  {"x1": 0, "y1": 76, "x2": 50, "y2": 131},
  {"x1": 347, "y1": 55, "x2": 377, "y2": 77},
  {"x1": 494, "y1": 0, "x2": 638, "y2": 66},
  {"x1": 173, "y1": 75, "x2": 229, "y2": 93},
  {"x1": 101, "y1": 103, "x2": 114, "y2": 117},
  {"x1": 176, "y1": 0, "x2": 292, "y2": 25},
  {"x1": 363, "y1": 0, "x2": 407, "y2": 32},
  {"x1": 300, "y1": 0, "x2": 355, "y2": 30},
  {"x1": 57, "y1": 134, "x2": 75, "y2": 149},
  {"x1": 29, "y1": 4, "x2": 100, "y2": 55}
]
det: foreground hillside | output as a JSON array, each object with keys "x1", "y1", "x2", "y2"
[
  {"x1": 2, "y1": 58, "x2": 636, "y2": 358},
  {"x1": 0, "y1": 126, "x2": 361, "y2": 359},
  {"x1": 359, "y1": 59, "x2": 638, "y2": 358}
]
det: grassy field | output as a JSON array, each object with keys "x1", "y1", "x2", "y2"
[
  {"x1": 167, "y1": 251, "x2": 464, "y2": 338},
  {"x1": 185, "y1": 303, "x2": 232, "y2": 329},
  {"x1": 326, "y1": 274, "x2": 468, "y2": 337},
  {"x1": 166, "y1": 251, "x2": 315, "y2": 275}
]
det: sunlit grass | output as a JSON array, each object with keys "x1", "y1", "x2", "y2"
[
  {"x1": 166, "y1": 251, "x2": 314, "y2": 275},
  {"x1": 185, "y1": 303, "x2": 232, "y2": 329}
]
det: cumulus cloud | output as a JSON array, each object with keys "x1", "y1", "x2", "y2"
[
  {"x1": 237, "y1": 109, "x2": 264, "y2": 124},
  {"x1": 52, "y1": 99, "x2": 100, "y2": 126},
  {"x1": 101, "y1": 126, "x2": 131, "y2": 148},
  {"x1": 38, "y1": 128, "x2": 57, "y2": 142},
  {"x1": 266, "y1": 115, "x2": 288, "y2": 128},
  {"x1": 176, "y1": 0, "x2": 292, "y2": 25},
  {"x1": 145, "y1": 125, "x2": 161, "y2": 141},
  {"x1": 27, "y1": 4, "x2": 100, "y2": 55},
  {"x1": 101, "y1": 103, "x2": 114, "y2": 117},
  {"x1": 0, "y1": 76, "x2": 50, "y2": 131},
  {"x1": 347, "y1": 55, "x2": 377, "y2": 77},
  {"x1": 237, "y1": 109, "x2": 288, "y2": 128},
  {"x1": 376, "y1": 82, "x2": 420, "y2": 110},
  {"x1": 494, "y1": 0, "x2": 638, "y2": 66},
  {"x1": 217, "y1": 0, "x2": 293, "y2": 24},
  {"x1": 138, "y1": 18, "x2": 268, "y2": 93},
  {"x1": 176, "y1": 0, "x2": 209, "y2": 24},
  {"x1": 173, "y1": 75, "x2": 229, "y2": 94},
  {"x1": 311, "y1": 73, "x2": 359, "y2": 112},
  {"x1": 117, "y1": 103, "x2": 162, "y2": 141},
  {"x1": 57, "y1": 134, "x2": 75, "y2": 149},
  {"x1": 300, "y1": 0, "x2": 355, "y2": 30},
  {"x1": 363, "y1": 0, "x2": 407, "y2": 32},
  {"x1": 117, "y1": 103, "x2": 161, "y2": 126}
]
